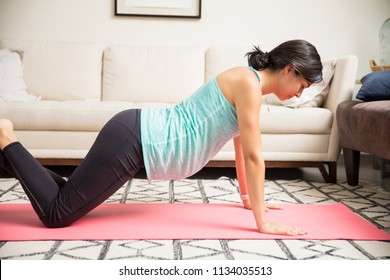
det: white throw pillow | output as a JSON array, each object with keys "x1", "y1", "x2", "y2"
[
  {"x1": 262, "y1": 60, "x2": 336, "y2": 108},
  {"x1": 0, "y1": 49, "x2": 40, "y2": 102}
]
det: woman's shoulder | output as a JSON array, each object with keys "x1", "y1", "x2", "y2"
[
  {"x1": 219, "y1": 67, "x2": 260, "y2": 85},
  {"x1": 219, "y1": 67, "x2": 261, "y2": 91},
  {"x1": 220, "y1": 66, "x2": 252, "y2": 75},
  {"x1": 217, "y1": 66, "x2": 262, "y2": 106}
]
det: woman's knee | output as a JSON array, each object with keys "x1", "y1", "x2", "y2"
[{"x1": 0, "y1": 119, "x2": 17, "y2": 150}]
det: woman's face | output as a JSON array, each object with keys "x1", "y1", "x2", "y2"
[{"x1": 275, "y1": 67, "x2": 311, "y2": 101}]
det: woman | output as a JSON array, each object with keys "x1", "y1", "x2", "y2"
[{"x1": 0, "y1": 39, "x2": 322, "y2": 235}]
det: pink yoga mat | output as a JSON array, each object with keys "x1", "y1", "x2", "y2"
[{"x1": 0, "y1": 203, "x2": 389, "y2": 241}]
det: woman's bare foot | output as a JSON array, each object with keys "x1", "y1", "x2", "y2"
[{"x1": 0, "y1": 119, "x2": 17, "y2": 149}]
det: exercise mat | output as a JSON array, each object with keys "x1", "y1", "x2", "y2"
[{"x1": 1, "y1": 203, "x2": 389, "y2": 241}]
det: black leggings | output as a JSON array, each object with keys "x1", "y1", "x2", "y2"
[{"x1": 1, "y1": 109, "x2": 144, "y2": 228}]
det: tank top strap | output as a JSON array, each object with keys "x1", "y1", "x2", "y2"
[{"x1": 248, "y1": 67, "x2": 262, "y2": 83}]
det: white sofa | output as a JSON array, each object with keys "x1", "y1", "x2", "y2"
[{"x1": 0, "y1": 40, "x2": 358, "y2": 182}]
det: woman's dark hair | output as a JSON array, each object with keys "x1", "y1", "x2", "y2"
[{"x1": 246, "y1": 39, "x2": 323, "y2": 83}]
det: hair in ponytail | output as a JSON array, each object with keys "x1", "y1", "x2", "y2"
[
  {"x1": 246, "y1": 39, "x2": 323, "y2": 83},
  {"x1": 246, "y1": 46, "x2": 272, "y2": 70}
]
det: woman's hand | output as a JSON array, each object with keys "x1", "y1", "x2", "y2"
[
  {"x1": 243, "y1": 202, "x2": 307, "y2": 236},
  {"x1": 242, "y1": 199, "x2": 252, "y2": 210},
  {"x1": 243, "y1": 201, "x2": 283, "y2": 212},
  {"x1": 265, "y1": 203, "x2": 283, "y2": 211},
  {"x1": 259, "y1": 221, "x2": 307, "y2": 236}
]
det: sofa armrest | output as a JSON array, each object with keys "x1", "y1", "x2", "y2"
[
  {"x1": 323, "y1": 55, "x2": 358, "y2": 161},
  {"x1": 324, "y1": 55, "x2": 358, "y2": 113}
]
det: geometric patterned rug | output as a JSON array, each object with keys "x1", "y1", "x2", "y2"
[{"x1": 0, "y1": 177, "x2": 389, "y2": 260}]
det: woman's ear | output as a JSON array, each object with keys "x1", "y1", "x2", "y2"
[
  {"x1": 285, "y1": 65, "x2": 298, "y2": 77},
  {"x1": 282, "y1": 65, "x2": 292, "y2": 75}
]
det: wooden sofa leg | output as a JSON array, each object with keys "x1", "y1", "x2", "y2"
[
  {"x1": 318, "y1": 162, "x2": 337, "y2": 183},
  {"x1": 343, "y1": 147, "x2": 360, "y2": 186},
  {"x1": 380, "y1": 158, "x2": 390, "y2": 179},
  {"x1": 327, "y1": 162, "x2": 337, "y2": 183}
]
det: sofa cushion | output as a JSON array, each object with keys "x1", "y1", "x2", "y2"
[
  {"x1": 103, "y1": 46, "x2": 205, "y2": 103},
  {"x1": 0, "y1": 100, "x2": 332, "y2": 134},
  {"x1": 356, "y1": 70, "x2": 390, "y2": 101},
  {"x1": 260, "y1": 105, "x2": 332, "y2": 133},
  {"x1": 206, "y1": 46, "x2": 248, "y2": 81},
  {"x1": 0, "y1": 49, "x2": 40, "y2": 102},
  {"x1": 0, "y1": 40, "x2": 103, "y2": 101},
  {"x1": 0, "y1": 101, "x2": 172, "y2": 131}
]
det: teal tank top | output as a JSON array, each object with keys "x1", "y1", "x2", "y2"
[{"x1": 140, "y1": 67, "x2": 261, "y2": 180}]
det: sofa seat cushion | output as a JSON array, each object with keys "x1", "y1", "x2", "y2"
[
  {"x1": 1, "y1": 101, "x2": 332, "y2": 134},
  {"x1": 260, "y1": 105, "x2": 332, "y2": 134},
  {"x1": 0, "y1": 100, "x2": 172, "y2": 131}
]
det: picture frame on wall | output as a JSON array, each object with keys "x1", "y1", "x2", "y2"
[{"x1": 115, "y1": 0, "x2": 202, "y2": 19}]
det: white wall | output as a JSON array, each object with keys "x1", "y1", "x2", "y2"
[{"x1": 0, "y1": 0, "x2": 389, "y2": 78}]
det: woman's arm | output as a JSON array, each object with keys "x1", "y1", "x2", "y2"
[
  {"x1": 235, "y1": 136, "x2": 284, "y2": 211},
  {"x1": 234, "y1": 136, "x2": 251, "y2": 210},
  {"x1": 231, "y1": 69, "x2": 306, "y2": 236},
  {"x1": 233, "y1": 75, "x2": 267, "y2": 232}
]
